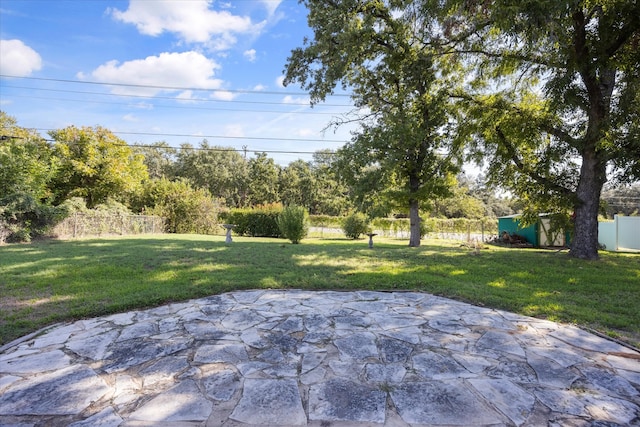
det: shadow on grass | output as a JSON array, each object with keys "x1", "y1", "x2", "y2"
[{"x1": 1, "y1": 235, "x2": 639, "y2": 345}]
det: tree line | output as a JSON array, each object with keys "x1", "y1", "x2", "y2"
[{"x1": 1, "y1": 111, "x2": 518, "y2": 242}]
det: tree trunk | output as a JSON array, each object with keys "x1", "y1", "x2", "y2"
[
  {"x1": 569, "y1": 151, "x2": 605, "y2": 260},
  {"x1": 409, "y1": 197, "x2": 421, "y2": 247}
]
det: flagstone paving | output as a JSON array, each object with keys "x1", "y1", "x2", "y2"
[{"x1": 0, "y1": 290, "x2": 639, "y2": 426}]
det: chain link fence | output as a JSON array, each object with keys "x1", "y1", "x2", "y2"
[{"x1": 53, "y1": 213, "x2": 165, "y2": 238}]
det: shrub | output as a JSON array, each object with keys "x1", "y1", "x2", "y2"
[
  {"x1": 342, "y1": 212, "x2": 370, "y2": 239},
  {"x1": 277, "y1": 205, "x2": 309, "y2": 244},
  {"x1": 0, "y1": 192, "x2": 66, "y2": 243},
  {"x1": 226, "y1": 204, "x2": 282, "y2": 237},
  {"x1": 140, "y1": 178, "x2": 221, "y2": 234}
]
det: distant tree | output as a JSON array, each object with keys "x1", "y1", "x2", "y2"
[
  {"x1": 173, "y1": 142, "x2": 248, "y2": 208},
  {"x1": 279, "y1": 160, "x2": 317, "y2": 209},
  {"x1": 49, "y1": 126, "x2": 148, "y2": 208},
  {"x1": 311, "y1": 150, "x2": 351, "y2": 216},
  {"x1": 247, "y1": 152, "x2": 280, "y2": 206},
  {"x1": 0, "y1": 111, "x2": 56, "y2": 201},
  {"x1": 133, "y1": 141, "x2": 177, "y2": 180},
  {"x1": 601, "y1": 184, "x2": 640, "y2": 217}
]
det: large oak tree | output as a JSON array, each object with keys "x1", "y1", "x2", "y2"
[
  {"x1": 447, "y1": 0, "x2": 640, "y2": 259},
  {"x1": 285, "y1": 0, "x2": 462, "y2": 247}
]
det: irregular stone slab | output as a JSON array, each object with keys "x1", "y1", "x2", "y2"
[
  {"x1": 534, "y1": 388, "x2": 588, "y2": 417},
  {"x1": 130, "y1": 380, "x2": 212, "y2": 422},
  {"x1": 370, "y1": 313, "x2": 425, "y2": 330},
  {"x1": 302, "y1": 352, "x2": 326, "y2": 373},
  {"x1": 230, "y1": 290, "x2": 265, "y2": 304},
  {"x1": 344, "y1": 301, "x2": 390, "y2": 313},
  {"x1": 412, "y1": 351, "x2": 473, "y2": 380},
  {"x1": 221, "y1": 309, "x2": 266, "y2": 331},
  {"x1": 31, "y1": 324, "x2": 81, "y2": 348},
  {"x1": 230, "y1": 378, "x2": 306, "y2": 425},
  {"x1": 202, "y1": 368, "x2": 240, "y2": 401},
  {"x1": 273, "y1": 316, "x2": 304, "y2": 333},
  {"x1": 486, "y1": 360, "x2": 537, "y2": 383},
  {"x1": 303, "y1": 314, "x2": 332, "y2": 332},
  {"x1": 428, "y1": 316, "x2": 472, "y2": 335},
  {"x1": 378, "y1": 337, "x2": 413, "y2": 363},
  {"x1": 526, "y1": 345, "x2": 589, "y2": 368},
  {"x1": 139, "y1": 356, "x2": 189, "y2": 387},
  {"x1": 0, "y1": 375, "x2": 21, "y2": 392},
  {"x1": 329, "y1": 360, "x2": 366, "y2": 377},
  {"x1": 301, "y1": 366, "x2": 327, "y2": 385},
  {"x1": 476, "y1": 330, "x2": 525, "y2": 358},
  {"x1": 452, "y1": 353, "x2": 495, "y2": 374},
  {"x1": 584, "y1": 393, "x2": 640, "y2": 425},
  {"x1": 469, "y1": 378, "x2": 535, "y2": 426},
  {"x1": 193, "y1": 343, "x2": 249, "y2": 364},
  {"x1": 334, "y1": 315, "x2": 372, "y2": 329},
  {"x1": 381, "y1": 327, "x2": 422, "y2": 345},
  {"x1": 0, "y1": 349, "x2": 71, "y2": 374},
  {"x1": 240, "y1": 329, "x2": 269, "y2": 349},
  {"x1": 184, "y1": 321, "x2": 230, "y2": 340},
  {"x1": 309, "y1": 378, "x2": 386, "y2": 423},
  {"x1": 116, "y1": 321, "x2": 157, "y2": 342},
  {"x1": 578, "y1": 365, "x2": 639, "y2": 399},
  {"x1": 68, "y1": 406, "x2": 122, "y2": 427},
  {"x1": 365, "y1": 363, "x2": 406, "y2": 383},
  {"x1": 0, "y1": 365, "x2": 109, "y2": 415},
  {"x1": 334, "y1": 332, "x2": 378, "y2": 360},
  {"x1": 112, "y1": 374, "x2": 140, "y2": 407},
  {"x1": 66, "y1": 330, "x2": 119, "y2": 361},
  {"x1": 550, "y1": 325, "x2": 638, "y2": 354},
  {"x1": 526, "y1": 353, "x2": 579, "y2": 388},
  {"x1": 391, "y1": 380, "x2": 503, "y2": 425},
  {"x1": 103, "y1": 337, "x2": 191, "y2": 372}
]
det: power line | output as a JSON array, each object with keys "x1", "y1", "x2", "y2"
[
  {"x1": 0, "y1": 84, "x2": 354, "y2": 107},
  {"x1": 5, "y1": 94, "x2": 345, "y2": 115},
  {"x1": 0, "y1": 74, "x2": 353, "y2": 97},
  {"x1": 35, "y1": 128, "x2": 349, "y2": 144}
]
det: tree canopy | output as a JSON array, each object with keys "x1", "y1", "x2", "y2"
[
  {"x1": 285, "y1": 0, "x2": 462, "y2": 246},
  {"x1": 448, "y1": 0, "x2": 640, "y2": 258},
  {"x1": 49, "y1": 126, "x2": 148, "y2": 208}
]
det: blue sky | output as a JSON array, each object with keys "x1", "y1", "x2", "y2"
[{"x1": 0, "y1": 0, "x2": 357, "y2": 164}]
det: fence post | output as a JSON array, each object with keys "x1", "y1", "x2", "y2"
[{"x1": 73, "y1": 212, "x2": 78, "y2": 238}]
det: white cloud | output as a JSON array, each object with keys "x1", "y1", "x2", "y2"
[
  {"x1": 243, "y1": 49, "x2": 257, "y2": 62},
  {"x1": 260, "y1": 0, "x2": 284, "y2": 16},
  {"x1": 275, "y1": 75, "x2": 285, "y2": 87},
  {"x1": 110, "y1": 0, "x2": 261, "y2": 50},
  {"x1": 80, "y1": 51, "x2": 224, "y2": 96},
  {"x1": 0, "y1": 39, "x2": 42, "y2": 76},
  {"x1": 282, "y1": 95, "x2": 310, "y2": 105},
  {"x1": 211, "y1": 90, "x2": 236, "y2": 101}
]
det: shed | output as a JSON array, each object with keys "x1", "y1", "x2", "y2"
[{"x1": 498, "y1": 214, "x2": 568, "y2": 247}]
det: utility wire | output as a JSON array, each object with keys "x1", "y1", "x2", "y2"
[
  {"x1": 6, "y1": 94, "x2": 345, "y2": 115},
  {"x1": 0, "y1": 84, "x2": 354, "y2": 107},
  {"x1": 34, "y1": 128, "x2": 349, "y2": 144},
  {"x1": 0, "y1": 75, "x2": 353, "y2": 97}
]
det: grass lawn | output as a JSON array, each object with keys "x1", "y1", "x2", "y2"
[{"x1": 1, "y1": 234, "x2": 639, "y2": 347}]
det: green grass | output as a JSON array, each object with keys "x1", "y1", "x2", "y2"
[{"x1": 1, "y1": 234, "x2": 639, "y2": 347}]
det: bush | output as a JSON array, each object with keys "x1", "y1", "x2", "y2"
[
  {"x1": 342, "y1": 212, "x2": 370, "y2": 239},
  {"x1": 139, "y1": 178, "x2": 221, "y2": 234},
  {"x1": 277, "y1": 205, "x2": 309, "y2": 244},
  {"x1": 226, "y1": 204, "x2": 282, "y2": 237},
  {"x1": 0, "y1": 192, "x2": 66, "y2": 243}
]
